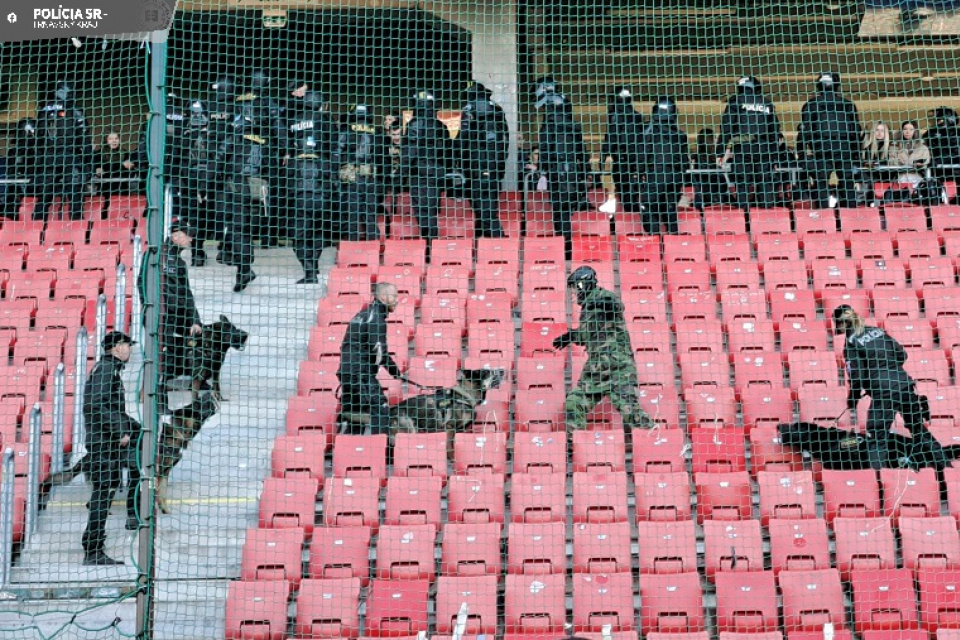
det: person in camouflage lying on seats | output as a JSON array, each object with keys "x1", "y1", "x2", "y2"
[{"x1": 553, "y1": 265, "x2": 655, "y2": 431}]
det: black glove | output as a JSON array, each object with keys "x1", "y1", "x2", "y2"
[{"x1": 552, "y1": 332, "x2": 573, "y2": 350}]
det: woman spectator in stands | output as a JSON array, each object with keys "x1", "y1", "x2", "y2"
[
  {"x1": 891, "y1": 120, "x2": 930, "y2": 187},
  {"x1": 692, "y1": 128, "x2": 730, "y2": 209},
  {"x1": 93, "y1": 130, "x2": 137, "y2": 195},
  {"x1": 862, "y1": 121, "x2": 891, "y2": 165}
]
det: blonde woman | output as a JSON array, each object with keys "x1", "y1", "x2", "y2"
[{"x1": 862, "y1": 121, "x2": 891, "y2": 164}]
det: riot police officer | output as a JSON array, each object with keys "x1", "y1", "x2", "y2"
[
  {"x1": 285, "y1": 90, "x2": 337, "y2": 244},
  {"x1": 458, "y1": 86, "x2": 508, "y2": 238},
  {"x1": 287, "y1": 135, "x2": 327, "y2": 283},
  {"x1": 797, "y1": 73, "x2": 862, "y2": 209},
  {"x1": 834, "y1": 305, "x2": 949, "y2": 470},
  {"x1": 158, "y1": 218, "x2": 202, "y2": 403},
  {"x1": 336, "y1": 104, "x2": 386, "y2": 242},
  {"x1": 2, "y1": 118, "x2": 38, "y2": 219},
  {"x1": 601, "y1": 87, "x2": 645, "y2": 214},
  {"x1": 181, "y1": 100, "x2": 218, "y2": 266},
  {"x1": 207, "y1": 75, "x2": 237, "y2": 138},
  {"x1": 34, "y1": 80, "x2": 93, "y2": 221},
  {"x1": 925, "y1": 106, "x2": 960, "y2": 182},
  {"x1": 718, "y1": 76, "x2": 782, "y2": 210},
  {"x1": 638, "y1": 97, "x2": 689, "y2": 235},
  {"x1": 214, "y1": 110, "x2": 263, "y2": 292},
  {"x1": 537, "y1": 93, "x2": 589, "y2": 258},
  {"x1": 402, "y1": 90, "x2": 451, "y2": 246}
]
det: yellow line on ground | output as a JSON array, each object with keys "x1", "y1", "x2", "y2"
[{"x1": 49, "y1": 497, "x2": 258, "y2": 508}]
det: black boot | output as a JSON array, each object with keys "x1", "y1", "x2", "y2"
[
  {"x1": 234, "y1": 270, "x2": 257, "y2": 293},
  {"x1": 297, "y1": 272, "x2": 319, "y2": 285},
  {"x1": 83, "y1": 551, "x2": 124, "y2": 566}
]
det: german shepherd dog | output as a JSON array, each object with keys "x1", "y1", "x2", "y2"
[
  {"x1": 156, "y1": 392, "x2": 220, "y2": 513},
  {"x1": 188, "y1": 315, "x2": 249, "y2": 401}
]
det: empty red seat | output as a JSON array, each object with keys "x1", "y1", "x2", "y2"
[
  {"x1": 364, "y1": 579, "x2": 429, "y2": 637},
  {"x1": 695, "y1": 471, "x2": 752, "y2": 522},
  {"x1": 882, "y1": 467, "x2": 940, "y2": 518},
  {"x1": 932, "y1": 206, "x2": 960, "y2": 233},
  {"x1": 803, "y1": 232, "x2": 846, "y2": 264},
  {"x1": 708, "y1": 233, "x2": 753, "y2": 266},
  {"x1": 623, "y1": 292, "x2": 667, "y2": 324},
  {"x1": 779, "y1": 568, "x2": 845, "y2": 631},
  {"x1": 862, "y1": 259, "x2": 908, "y2": 289},
  {"x1": 452, "y1": 431, "x2": 506, "y2": 475},
  {"x1": 440, "y1": 522, "x2": 501, "y2": 576},
  {"x1": 573, "y1": 521, "x2": 632, "y2": 574},
  {"x1": 618, "y1": 234, "x2": 661, "y2": 264},
  {"x1": 225, "y1": 580, "x2": 289, "y2": 640},
  {"x1": 477, "y1": 236, "x2": 519, "y2": 266},
  {"x1": 705, "y1": 210, "x2": 748, "y2": 236},
  {"x1": 519, "y1": 321, "x2": 568, "y2": 358},
  {"x1": 919, "y1": 568, "x2": 960, "y2": 632},
  {"x1": 573, "y1": 235, "x2": 614, "y2": 262},
  {"x1": 573, "y1": 571, "x2": 636, "y2": 631},
  {"x1": 727, "y1": 319, "x2": 777, "y2": 354},
  {"x1": 384, "y1": 475, "x2": 442, "y2": 528},
  {"x1": 904, "y1": 349, "x2": 952, "y2": 386},
  {"x1": 852, "y1": 567, "x2": 920, "y2": 632},
  {"x1": 911, "y1": 257, "x2": 956, "y2": 290},
  {"x1": 666, "y1": 262, "x2": 711, "y2": 296},
  {"x1": 639, "y1": 571, "x2": 705, "y2": 635},
  {"x1": 573, "y1": 471, "x2": 628, "y2": 524},
  {"x1": 841, "y1": 207, "x2": 883, "y2": 236},
  {"x1": 375, "y1": 524, "x2": 435, "y2": 580},
  {"x1": 637, "y1": 519, "x2": 697, "y2": 574},
  {"x1": 768, "y1": 290, "x2": 816, "y2": 328},
  {"x1": 432, "y1": 237, "x2": 474, "y2": 270},
  {"x1": 632, "y1": 428, "x2": 686, "y2": 473},
  {"x1": 514, "y1": 390, "x2": 565, "y2": 433},
  {"x1": 240, "y1": 527, "x2": 304, "y2": 585},
  {"x1": 852, "y1": 232, "x2": 896, "y2": 263},
  {"x1": 629, "y1": 321, "x2": 674, "y2": 353},
  {"x1": 797, "y1": 388, "x2": 851, "y2": 428},
  {"x1": 435, "y1": 575, "x2": 498, "y2": 635},
  {"x1": 285, "y1": 395, "x2": 337, "y2": 445},
  {"x1": 768, "y1": 517, "x2": 831, "y2": 574},
  {"x1": 322, "y1": 476, "x2": 380, "y2": 529},
  {"x1": 675, "y1": 319, "x2": 726, "y2": 355},
  {"x1": 795, "y1": 209, "x2": 837, "y2": 235},
  {"x1": 663, "y1": 235, "x2": 706, "y2": 263},
  {"x1": 758, "y1": 470, "x2": 817, "y2": 524},
  {"x1": 764, "y1": 261, "x2": 811, "y2": 292},
  {"x1": 573, "y1": 429, "x2": 626, "y2": 472},
  {"x1": 414, "y1": 322, "x2": 462, "y2": 362},
  {"x1": 757, "y1": 235, "x2": 801, "y2": 266},
  {"x1": 474, "y1": 263, "x2": 519, "y2": 303},
  {"x1": 507, "y1": 521, "x2": 565, "y2": 575},
  {"x1": 634, "y1": 471, "x2": 691, "y2": 521},
  {"x1": 715, "y1": 570, "x2": 778, "y2": 633},
  {"x1": 382, "y1": 238, "x2": 426, "y2": 273},
  {"x1": 787, "y1": 351, "x2": 840, "y2": 391},
  {"x1": 884, "y1": 318, "x2": 936, "y2": 350},
  {"x1": 741, "y1": 389, "x2": 795, "y2": 432},
  {"x1": 258, "y1": 477, "x2": 318, "y2": 533},
  {"x1": 873, "y1": 289, "x2": 922, "y2": 321},
  {"x1": 512, "y1": 472, "x2": 566, "y2": 523},
  {"x1": 898, "y1": 231, "x2": 942, "y2": 260},
  {"x1": 270, "y1": 434, "x2": 326, "y2": 480},
  {"x1": 834, "y1": 516, "x2": 896, "y2": 579},
  {"x1": 926, "y1": 287, "x2": 960, "y2": 322},
  {"x1": 636, "y1": 386, "x2": 682, "y2": 429},
  {"x1": 448, "y1": 474, "x2": 504, "y2": 524},
  {"x1": 679, "y1": 352, "x2": 730, "y2": 389},
  {"x1": 391, "y1": 432, "x2": 447, "y2": 478},
  {"x1": 505, "y1": 573, "x2": 567, "y2": 633},
  {"x1": 296, "y1": 578, "x2": 360, "y2": 638},
  {"x1": 703, "y1": 519, "x2": 764, "y2": 578},
  {"x1": 751, "y1": 207, "x2": 792, "y2": 236},
  {"x1": 308, "y1": 526, "x2": 371, "y2": 582},
  {"x1": 886, "y1": 205, "x2": 928, "y2": 234},
  {"x1": 811, "y1": 259, "x2": 858, "y2": 294},
  {"x1": 821, "y1": 469, "x2": 881, "y2": 522},
  {"x1": 332, "y1": 434, "x2": 386, "y2": 481},
  {"x1": 901, "y1": 516, "x2": 960, "y2": 572},
  {"x1": 686, "y1": 387, "x2": 738, "y2": 428},
  {"x1": 732, "y1": 353, "x2": 783, "y2": 392}
]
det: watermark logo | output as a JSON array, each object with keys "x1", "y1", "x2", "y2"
[{"x1": 6, "y1": 13, "x2": 15, "y2": 23}]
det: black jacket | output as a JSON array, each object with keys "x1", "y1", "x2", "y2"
[
  {"x1": 925, "y1": 124, "x2": 960, "y2": 168},
  {"x1": 83, "y1": 354, "x2": 140, "y2": 455},
  {"x1": 335, "y1": 120, "x2": 387, "y2": 182},
  {"x1": 718, "y1": 92, "x2": 782, "y2": 152},
  {"x1": 638, "y1": 121, "x2": 689, "y2": 186},
  {"x1": 160, "y1": 239, "x2": 201, "y2": 332},
  {"x1": 5, "y1": 129, "x2": 37, "y2": 178},
  {"x1": 286, "y1": 108, "x2": 337, "y2": 158},
  {"x1": 183, "y1": 125, "x2": 217, "y2": 192},
  {"x1": 457, "y1": 99, "x2": 509, "y2": 183},
  {"x1": 288, "y1": 153, "x2": 325, "y2": 194},
  {"x1": 215, "y1": 128, "x2": 266, "y2": 182},
  {"x1": 538, "y1": 111, "x2": 590, "y2": 179},
  {"x1": 797, "y1": 91, "x2": 861, "y2": 158},
  {"x1": 337, "y1": 299, "x2": 402, "y2": 380},
  {"x1": 401, "y1": 114, "x2": 450, "y2": 176},
  {"x1": 844, "y1": 325, "x2": 913, "y2": 399},
  {"x1": 235, "y1": 91, "x2": 287, "y2": 163},
  {"x1": 601, "y1": 108, "x2": 645, "y2": 176},
  {"x1": 35, "y1": 98, "x2": 93, "y2": 172}
]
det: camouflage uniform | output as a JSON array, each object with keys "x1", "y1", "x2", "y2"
[{"x1": 564, "y1": 287, "x2": 655, "y2": 430}]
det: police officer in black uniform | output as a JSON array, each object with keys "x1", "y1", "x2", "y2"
[
  {"x1": 834, "y1": 305, "x2": 949, "y2": 470},
  {"x1": 80, "y1": 331, "x2": 140, "y2": 565},
  {"x1": 158, "y1": 218, "x2": 202, "y2": 403},
  {"x1": 207, "y1": 75, "x2": 238, "y2": 138},
  {"x1": 337, "y1": 282, "x2": 403, "y2": 435},
  {"x1": 638, "y1": 97, "x2": 689, "y2": 235},
  {"x1": 285, "y1": 90, "x2": 338, "y2": 246},
  {"x1": 337, "y1": 104, "x2": 386, "y2": 242},
  {"x1": 797, "y1": 73, "x2": 862, "y2": 209},
  {"x1": 458, "y1": 84, "x2": 508, "y2": 238},
  {"x1": 34, "y1": 80, "x2": 93, "y2": 221},
  {"x1": 537, "y1": 92, "x2": 589, "y2": 258},
  {"x1": 402, "y1": 90, "x2": 450, "y2": 247},
  {"x1": 2, "y1": 118, "x2": 37, "y2": 219},
  {"x1": 180, "y1": 99, "x2": 218, "y2": 266},
  {"x1": 214, "y1": 110, "x2": 263, "y2": 292},
  {"x1": 287, "y1": 135, "x2": 327, "y2": 283},
  {"x1": 718, "y1": 76, "x2": 782, "y2": 211},
  {"x1": 601, "y1": 87, "x2": 645, "y2": 214},
  {"x1": 925, "y1": 106, "x2": 960, "y2": 183}
]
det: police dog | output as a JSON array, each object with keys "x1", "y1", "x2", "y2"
[
  {"x1": 189, "y1": 315, "x2": 249, "y2": 401},
  {"x1": 156, "y1": 392, "x2": 220, "y2": 513}
]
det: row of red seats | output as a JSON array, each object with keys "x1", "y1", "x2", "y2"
[
  {"x1": 12, "y1": 195, "x2": 145, "y2": 223},
  {"x1": 0, "y1": 219, "x2": 137, "y2": 251}
]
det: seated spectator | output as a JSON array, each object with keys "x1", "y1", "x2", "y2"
[
  {"x1": 862, "y1": 121, "x2": 891, "y2": 164},
  {"x1": 891, "y1": 120, "x2": 930, "y2": 187},
  {"x1": 93, "y1": 131, "x2": 137, "y2": 194}
]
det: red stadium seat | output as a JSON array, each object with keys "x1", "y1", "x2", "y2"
[
  {"x1": 521, "y1": 290, "x2": 566, "y2": 324},
  {"x1": 505, "y1": 573, "x2": 566, "y2": 633},
  {"x1": 317, "y1": 297, "x2": 366, "y2": 329},
  {"x1": 873, "y1": 289, "x2": 922, "y2": 321},
  {"x1": 8, "y1": 275, "x2": 54, "y2": 303},
  {"x1": 639, "y1": 572, "x2": 705, "y2": 634},
  {"x1": 780, "y1": 319, "x2": 829, "y2": 354},
  {"x1": 636, "y1": 519, "x2": 697, "y2": 574},
  {"x1": 918, "y1": 568, "x2": 960, "y2": 632},
  {"x1": 811, "y1": 259, "x2": 858, "y2": 294},
  {"x1": 695, "y1": 471, "x2": 752, "y2": 522},
  {"x1": 624, "y1": 291, "x2": 669, "y2": 323},
  {"x1": 703, "y1": 519, "x2": 764, "y2": 578},
  {"x1": 285, "y1": 395, "x2": 338, "y2": 445},
  {"x1": 663, "y1": 235, "x2": 707, "y2": 263},
  {"x1": 795, "y1": 209, "x2": 837, "y2": 235},
  {"x1": 332, "y1": 434, "x2": 386, "y2": 481},
  {"x1": 632, "y1": 429, "x2": 686, "y2": 474},
  {"x1": 440, "y1": 522, "x2": 501, "y2": 576},
  {"x1": 768, "y1": 518, "x2": 832, "y2": 574},
  {"x1": 392, "y1": 432, "x2": 447, "y2": 478},
  {"x1": 679, "y1": 352, "x2": 730, "y2": 389},
  {"x1": 520, "y1": 321, "x2": 568, "y2": 358},
  {"x1": 573, "y1": 571, "x2": 636, "y2": 631},
  {"x1": 257, "y1": 477, "x2": 318, "y2": 533},
  {"x1": 669, "y1": 292, "x2": 716, "y2": 322},
  {"x1": 447, "y1": 474, "x2": 505, "y2": 524},
  {"x1": 715, "y1": 570, "x2": 778, "y2": 633},
  {"x1": 787, "y1": 351, "x2": 840, "y2": 391},
  {"x1": 741, "y1": 388, "x2": 795, "y2": 431},
  {"x1": 89, "y1": 219, "x2": 134, "y2": 250},
  {"x1": 225, "y1": 580, "x2": 289, "y2": 640},
  {"x1": 862, "y1": 259, "x2": 908, "y2": 289},
  {"x1": 621, "y1": 262, "x2": 666, "y2": 294},
  {"x1": 778, "y1": 568, "x2": 845, "y2": 631},
  {"x1": 797, "y1": 388, "x2": 852, "y2": 427},
  {"x1": 474, "y1": 263, "x2": 519, "y2": 304},
  {"x1": 690, "y1": 427, "x2": 746, "y2": 472},
  {"x1": 932, "y1": 206, "x2": 960, "y2": 233},
  {"x1": 270, "y1": 434, "x2": 326, "y2": 480},
  {"x1": 307, "y1": 325, "x2": 347, "y2": 362},
  {"x1": 885, "y1": 205, "x2": 928, "y2": 234},
  {"x1": 834, "y1": 517, "x2": 897, "y2": 579},
  {"x1": 326, "y1": 268, "x2": 374, "y2": 304},
  {"x1": 851, "y1": 232, "x2": 896, "y2": 262},
  {"x1": 903, "y1": 349, "x2": 952, "y2": 386},
  {"x1": 803, "y1": 232, "x2": 846, "y2": 264},
  {"x1": 841, "y1": 207, "x2": 883, "y2": 236},
  {"x1": 435, "y1": 575, "x2": 498, "y2": 635},
  {"x1": 705, "y1": 209, "x2": 748, "y2": 236},
  {"x1": 573, "y1": 521, "x2": 632, "y2": 574},
  {"x1": 900, "y1": 516, "x2": 960, "y2": 571},
  {"x1": 383, "y1": 475, "x2": 442, "y2": 527},
  {"x1": 637, "y1": 386, "x2": 682, "y2": 429},
  {"x1": 477, "y1": 236, "x2": 519, "y2": 267},
  {"x1": 507, "y1": 521, "x2": 566, "y2": 574},
  {"x1": 686, "y1": 387, "x2": 738, "y2": 428},
  {"x1": 376, "y1": 266, "x2": 422, "y2": 304},
  {"x1": 514, "y1": 389, "x2": 565, "y2": 433},
  {"x1": 572, "y1": 235, "x2": 614, "y2": 262},
  {"x1": 414, "y1": 322, "x2": 462, "y2": 363},
  {"x1": 240, "y1": 527, "x2": 304, "y2": 585},
  {"x1": 733, "y1": 353, "x2": 784, "y2": 392},
  {"x1": 911, "y1": 257, "x2": 956, "y2": 290},
  {"x1": 43, "y1": 220, "x2": 88, "y2": 248},
  {"x1": 308, "y1": 526, "x2": 371, "y2": 582},
  {"x1": 758, "y1": 470, "x2": 817, "y2": 524},
  {"x1": 322, "y1": 476, "x2": 380, "y2": 529},
  {"x1": 882, "y1": 468, "x2": 940, "y2": 518},
  {"x1": 707, "y1": 233, "x2": 752, "y2": 266},
  {"x1": 675, "y1": 319, "x2": 726, "y2": 355},
  {"x1": 573, "y1": 429, "x2": 626, "y2": 472},
  {"x1": 382, "y1": 238, "x2": 426, "y2": 274},
  {"x1": 926, "y1": 287, "x2": 960, "y2": 322},
  {"x1": 26, "y1": 245, "x2": 72, "y2": 275},
  {"x1": 511, "y1": 472, "x2": 566, "y2": 523},
  {"x1": 769, "y1": 289, "x2": 816, "y2": 326},
  {"x1": 375, "y1": 524, "x2": 435, "y2": 580},
  {"x1": 821, "y1": 469, "x2": 881, "y2": 522},
  {"x1": 884, "y1": 318, "x2": 936, "y2": 350},
  {"x1": 666, "y1": 262, "x2": 712, "y2": 296},
  {"x1": 757, "y1": 234, "x2": 801, "y2": 264},
  {"x1": 928, "y1": 387, "x2": 960, "y2": 435},
  {"x1": 466, "y1": 293, "x2": 513, "y2": 327},
  {"x1": 720, "y1": 290, "x2": 768, "y2": 324},
  {"x1": 424, "y1": 265, "x2": 469, "y2": 298},
  {"x1": 573, "y1": 471, "x2": 629, "y2": 524},
  {"x1": 294, "y1": 578, "x2": 360, "y2": 638},
  {"x1": 523, "y1": 236, "x2": 565, "y2": 266},
  {"x1": 634, "y1": 471, "x2": 691, "y2": 521},
  {"x1": 751, "y1": 207, "x2": 792, "y2": 236},
  {"x1": 337, "y1": 240, "x2": 379, "y2": 272},
  {"x1": 432, "y1": 238, "x2": 474, "y2": 272},
  {"x1": 619, "y1": 235, "x2": 661, "y2": 264},
  {"x1": 0, "y1": 222, "x2": 43, "y2": 248},
  {"x1": 897, "y1": 231, "x2": 942, "y2": 260},
  {"x1": 727, "y1": 319, "x2": 777, "y2": 353},
  {"x1": 365, "y1": 579, "x2": 430, "y2": 636}
]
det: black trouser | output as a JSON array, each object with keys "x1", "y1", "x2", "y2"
[
  {"x1": 642, "y1": 181, "x2": 682, "y2": 235},
  {"x1": 548, "y1": 172, "x2": 581, "y2": 255},
  {"x1": 81, "y1": 449, "x2": 139, "y2": 554},
  {"x1": 613, "y1": 169, "x2": 642, "y2": 214},
  {"x1": 410, "y1": 169, "x2": 441, "y2": 240},
  {"x1": 865, "y1": 386, "x2": 947, "y2": 469},
  {"x1": 219, "y1": 178, "x2": 256, "y2": 274},
  {"x1": 1, "y1": 182, "x2": 25, "y2": 219},
  {"x1": 343, "y1": 178, "x2": 381, "y2": 241},
  {"x1": 467, "y1": 175, "x2": 504, "y2": 238},
  {"x1": 34, "y1": 165, "x2": 86, "y2": 221},
  {"x1": 694, "y1": 173, "x2": 731, "y2": 209},
  {"x1": 731, "y1": 140, "x2": 780, "y2": 210},
  {"x1": 160, "y1": 322, "x2": 190, "y2": 383},
  {"x1": 291, "y1": 193, "x2": 324, "y2": 278},
  {"x1": 809, "y1": 150, "x2": 858, "y2": 208},
  {"x1": 338, "y1": 374, "x2": 391, "y2": 435}
]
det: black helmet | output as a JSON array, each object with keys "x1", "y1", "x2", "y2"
[
  {"x1": 298, "y1": 135, "x2": 318, "y2": 155},
  {"x1": 248, "y1": 68, "x2": 271, "y2": 92},
  {"x1": 350, "y1": 103, "x2": 372, "y2": 121},
  {"x1": 53, "y1": 81, "x2": 74, "y2": 102},
  {"x1": 737, "y1": 76, "x2": 761, "y2": 94},
  {"x1": 188, "y1": 99, "x2": 208, "y2": 128},
  {"x1": 211, "y1": 75, "x2": 235, "y2": 96},
  {"x1": 413, "y1": 89, "x2": 437, "y2": 114},
  {"x1": 817, "y1": 72, "x2": 840, "y2": 92},
  {"x1": 833, "y1": 304, "x2": 856, "y2": 334},
  {"x1": 933, "y1": 106, "x2": 959, "y2": 127},
  {"x1": 567, "y1": 265, "x2": 599, "y2": 304},
  {"x1": 608, "y1": 86, "x2": 634, "y2": 113},
  {"x1": 463, "y1": 97, "x2": 494, "y2": 120},
  {"x1": 464, "y1": 80, "x2": 493, "y2": 101},
  {"x1": 301, "y1": 90, "x2": 325, "y2": 112},
  {"x1": 651, "y1": 96, "x2": 678, "y2": 123},
  {"x1": 538, "y1": 92, "x2": 567, "y2": 112},
  {"x1": 535, "y1": 76, "x2": 561, "y2": 109}
]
